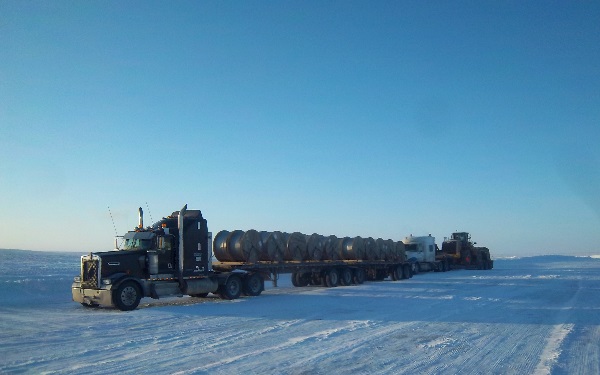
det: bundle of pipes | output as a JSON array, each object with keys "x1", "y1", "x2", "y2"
[
  {"x1": 213, "y1": 230, "x2": 406, "y2": 263},
  {"x1": 322, "y1": 235, "x2": 339, "y2": 260},
  {"x1": 283, "y1": 232, "x2": 308, "y2": 261},
  {"x1": 259, "y1": 231, "x2": 285, "y2": 262},
  {"x1": 376, "y1": 238, "x2": 388, "y2": 260},
  {"x1": 305, "y1": 233, "x2": 324, "y2": 261},
  {"x1": 338, "y1": 236, "x2": 364, "y2": 260},
  {"x1": 213, "y1": 230, "x2": 262, "y2": 263}
]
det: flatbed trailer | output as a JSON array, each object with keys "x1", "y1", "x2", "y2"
[
  {"x1": 71, "y1": 206, "x2": 491, "y2": 311},
  {"x1": 213, "y1": 259, "x2": 412, "y2": 287}
]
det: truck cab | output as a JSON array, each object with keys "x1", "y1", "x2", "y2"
[
  {"x1": 72, "y1": 206, "x2": 224, "y2": 310},
  {"x1": 402, "y1": 234, "x2": 447, "y2": 273}
]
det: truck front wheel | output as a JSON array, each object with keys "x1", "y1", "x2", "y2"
[{"x1": 113, "y1": 281, "x2": 141, "y2": 311}]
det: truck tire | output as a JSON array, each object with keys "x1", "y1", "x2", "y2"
[
  {"x1": 394, "y1": 265, "x2": 404, "y2": 280},
  {"x1": 353, "y1": 268, "x2": 365, "y2": 284},
  {"x1": 244, "y1": 274, "x2": 264, "y2": 296},
  {"x1": 339, "y1": 268, "x2": 353, "y2": 286},
  {"x1": 325, "y1": 269, "x2": 339, "y2": 287},
  {"x1": 113, "y1": 281, "x2": 141, "y2": 311},
  {"x1": 311, "y1": 273, "x2": 323, "y2": 286},
  {"x1": 403, "y1": 264, "x2": 411, "y2": 279},
  {"x1": 376, "y1": 269, "x2": 387, "y2": 281},
  {"x1": 219, "y1": 276, "x2": 242, "y2": 300},
  {"x1": 291, "y1": 272, "x2": 301, "y2": 287},
  {"x1": 295, "y1": 272, "x2": 310, "y2": 287}
]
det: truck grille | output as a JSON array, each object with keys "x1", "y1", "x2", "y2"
[{"x1": 82, "y1": 259, "x2": 99, "y2": 288}]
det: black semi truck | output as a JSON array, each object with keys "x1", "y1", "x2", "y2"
[{"x1": 72, "y1": 205, "x2": 414, "y2": 310}]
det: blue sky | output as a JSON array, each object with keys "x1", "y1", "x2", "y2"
[{"x1": 1, "y1": 1, "x2": 599, "y2": 256}]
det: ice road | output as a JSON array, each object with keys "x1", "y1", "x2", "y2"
[{"x1": 0, "y1": 251, "x2": 599, "y2": 374}]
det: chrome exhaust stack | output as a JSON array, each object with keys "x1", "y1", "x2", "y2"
[
  {"x1": 178, "y1": 204, "x2": 187, "y2": 276},
  {"x1": 138, "y1": 207, "x2": 144, "y2": 229}
]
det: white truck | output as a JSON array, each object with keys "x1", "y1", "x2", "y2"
[{"x1": 402, "y1": 234, "x2": 449, "y2": 274}]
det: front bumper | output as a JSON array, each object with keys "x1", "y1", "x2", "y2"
[{"x1": 72, "y1": 282, "x2": 114, "y2": 307}]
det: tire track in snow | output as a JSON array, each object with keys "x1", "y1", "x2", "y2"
[
  {"x1": 532, "y1": 278, "x2": 581, "y2": 375},
  {"x1": 533, "y1": 324, "x2": 574, "y2": 375}
]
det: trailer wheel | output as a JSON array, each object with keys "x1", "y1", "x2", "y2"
[
  {"x1": 325, "y1": 269, "x2": 339, "y2": 287},
  {"x1": 244, "y1": 274, "x2": 264, "y2": 296},
  {"x1": 219, "y1": 275, "x2": 242, "y2": 300},
  {"x1": 295, "y1": 272, "x2": 310, "y2": 287},
  {"x1": 353, "y1": 268, "x2": 365, "y2": 284},
  {"x1": 113, "y1": 281, "x2": 141, "y2": 311},
  {"x1": 291, "y1": 272, "x2": 300, "y2": 287},
  {"x1": 311, "y1": 273, "x2": 323, "y2": 286},
  {"x1": 403, "y1": 264, "x2": 411, "y2": 279},
  {"x1": 394, "y1": 265, "x2": 404, "y2": 280},
  {"x1": 339, "y1": 268, "x2": 353, "y2": 286}
]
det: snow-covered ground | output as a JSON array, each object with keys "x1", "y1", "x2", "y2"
[{"x1": 1, "y1": 250, "x2": 599, "y2": 374}]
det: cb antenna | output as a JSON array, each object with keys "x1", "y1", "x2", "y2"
[
  {"x1": 108, "y1": 206, "x2": 123, "y2": 249},
  {"x1": 145, "y1": 202, "x2": 154, "y2": 224},
  {"x1": 108, "y1": 206, "x2": 118, "y2": 237}
]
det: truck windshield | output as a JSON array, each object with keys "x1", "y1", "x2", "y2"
[
  {"x1": 121, "y1": 231, "x2": 155, "y2": 251},
  {"x1": 122, "y1": 238, "x2": 153, "y2": 250}
]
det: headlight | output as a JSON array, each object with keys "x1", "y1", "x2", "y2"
[
  {"x1": 102, "y1": 279, "x2": 112, "y2": 285},
  {"x1": 73, "y1": 276, "x2": 81, "y2": 283}
]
